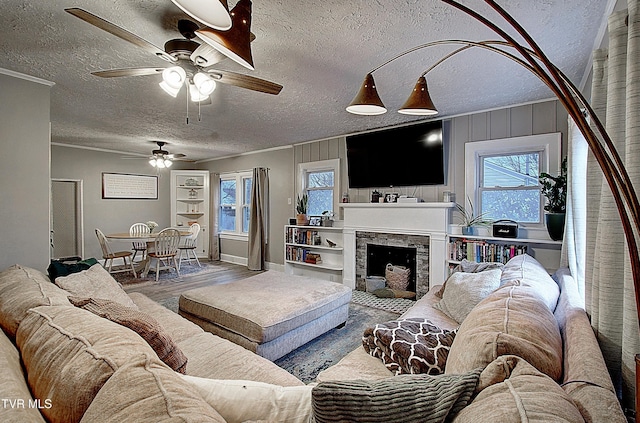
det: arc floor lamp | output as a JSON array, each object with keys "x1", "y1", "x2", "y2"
[{"x1": 347, "y1": 0, "x2": 640, "y2": 410}]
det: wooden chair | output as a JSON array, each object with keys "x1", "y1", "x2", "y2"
[
  {"x1": 129, "y1": 222, "x2": 150, "y2": 262},
  {"x1": 178, "y1": 223, "x2": 202, "y2": 270},
  {"x1": 95, "y1": 228, "x2": 137, "y2": 278},
  {"x1": 145, "y1": 228, "x2": 181, "y2": 282}
]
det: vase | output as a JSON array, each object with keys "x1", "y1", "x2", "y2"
[
  {"x1": 545, "y1": 213, "x2": 565, "y2": 241},
  {"x1": 461, "y1": 226, "x2": 475, "y2": 236},
  {"x1": 296, "y1": 214, "x2": 309, "y2": 226}
]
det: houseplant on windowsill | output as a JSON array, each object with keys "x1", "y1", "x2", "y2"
[
  {"x1": 296, "y1": 194, "x2": 309, "y2": 226},
  {"x1": 539, "y1": 157, "x2": 567, "y2": 241},
  {"x1": 454, "y1": 197, "x2": 493, "y2": 236}
]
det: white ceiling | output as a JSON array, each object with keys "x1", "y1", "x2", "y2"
[{"x1": 0, "y1": 0, "x2": 609, "y2": 161}]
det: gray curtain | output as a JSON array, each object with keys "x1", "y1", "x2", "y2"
[
  {"x1": 209, "y1": 172, "x2": 221, "y2": 261},
  {"x1": 247, "y1": 167, "x2": 269, "y2": 270},
  {"x1": 586, "y1": 3, "x2": 640, "y2": 410}
]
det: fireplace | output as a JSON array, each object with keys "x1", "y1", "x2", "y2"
[
  {"x1": 355, "y1": 231, "x2": 430, "y2": 298},
  {"x1": 366, "y1": 244, "x2": 417, "y2": 293}
]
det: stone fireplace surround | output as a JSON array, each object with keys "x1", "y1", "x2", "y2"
[{"x1": 339, "y1": 202, "x2": 453, "y2": 299}]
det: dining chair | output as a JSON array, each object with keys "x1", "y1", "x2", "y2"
[
  {"x1": 95, "y1": 228, "x2": 137, "y2": 278},
  {"x1": 129, "y1": 222, "x2": 150, "y2": 262},
  {"x1": 146, "y1": 228, "x2": 181, "y2": 282},
  {"x1": 178, "y1": 223, "x2": 202, "y2": 270}
]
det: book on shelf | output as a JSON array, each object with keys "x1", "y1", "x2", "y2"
[
  {"x1": 286, "y1": 246, "x2": 323, "y2": 264},
  {"x1": 448, "y1": 238, "x2": 527, "y2": 264},
  {"x1": 286, "y1": 227, "x2": 321, "y2": 246}
]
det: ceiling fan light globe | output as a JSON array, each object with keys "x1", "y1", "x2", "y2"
[
  {"x1": 170, "y1": 0, "x2": 232, "y2": 31},
  {"x1": 149, "y1": 158, "x2": 157, "y2": 167},
  {"x1": 194, "y1": 72, "x2": 217, "y2": 96},
  {"x1": 165, "y1": 159, "x2": 173, "y2": 168},
  {"x1": 189, "y1": 83, "x2": 209, "y2": 102},
  {"x1": 159, "y1": 81, "x2": 181, "y2": 97},
  {"x1": 156, "y1": 159, "x2": 166, "y2": 169},
  {"x1": 162, "y1": 66, "x2": 186, "y2": 88}
]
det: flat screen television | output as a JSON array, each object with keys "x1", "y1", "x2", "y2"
[{"x1": 346, "y1": 120, "x2": 445, "y2": 188}]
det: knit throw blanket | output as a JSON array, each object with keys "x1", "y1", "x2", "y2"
[{"x1": 363, "y1": 318, "x2": 457, "y2": 375}]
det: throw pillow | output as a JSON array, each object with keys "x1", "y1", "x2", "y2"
[
  {"x1": 68, "y1": 296, "x2": 188, "y2": 374},
  {"x1": 311, "y1": 369, "x2": 482, "y2": 423},
  {"x1": 47, "y1": 257, "x2": 99, "y2": 282},
  {"x1": 181, "y1": 374, "x2": 313, "y2": 423},
  {"x1": 362, "y1": 318, "x2": 457, "y2": 375},
  {"x1": 434, "y1": 268, "x2": 502, "y2": 323},
  {"x1": 436, "y1": 259, "x2": 504, "y2": 298},
  {"x1": 55, "y1": 263, "x2": 138, "y2": 309}
]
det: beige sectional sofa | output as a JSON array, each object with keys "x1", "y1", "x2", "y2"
[
  {"x1": 318, "y1": 255, "x2": 627, "y2": 422},
  {"x1": 0, "y1": 254, "x2": 628, "y2": 422}
]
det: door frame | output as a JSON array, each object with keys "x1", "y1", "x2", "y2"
[{"x1": 51, "y1": 178, "x2": 84, "y2": 259}]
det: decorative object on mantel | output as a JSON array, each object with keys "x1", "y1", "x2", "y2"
[
  {"x1": 539, "y1": 157, "x2": 567, "y2": 241},
  {"x1": 371, "y1": 190, "x2": 382, "y2": 203},
  {"x1": 295, "y1": 194, "x2": 309, "y2": 226},
  {"x1": 321, "y1": 211, "x2": 334, "y2": 227},
  {"x1": 454, "y1": 197, "x2": 493, "y2": 236},
  {"x1": 326, "y1": 239, "x2": 337, "y2": 248},
  {"x1": 344, "y1": 0, "x2": 640, "y2": 412},
  {"x1": 185, "y1": 178, "x2": 199, "y2": 186}
]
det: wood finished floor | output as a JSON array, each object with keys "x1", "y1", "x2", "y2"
[{"x1": 122, "y1": 261, "x2": 263, "y2": 302}]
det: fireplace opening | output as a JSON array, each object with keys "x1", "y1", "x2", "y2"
[{"x1": 366, "y1": 244, "x2": 417, "y2": 293}]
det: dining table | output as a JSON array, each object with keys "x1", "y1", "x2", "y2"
[{"x1": 106, "y1": 229, "x2": 192, "y2": 277}]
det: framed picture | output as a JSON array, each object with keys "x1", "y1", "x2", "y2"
[
  {"x1": 309, "y1": 216, "x2": 322, "y2": 226},
  {"x1": 102, "y1": 172, "x2": 158, "y2": 200}
]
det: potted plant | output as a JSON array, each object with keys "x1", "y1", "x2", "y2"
[
  {"x1": 539, "y1": 157, "x2": 567, "y2": 241},
  {"x1": 321, "y1": 210, "x2": 334, "y2": 227},
  {"x1": 454, "y1": 197, "x2": 493, "y2": 236},
  {"x1": 295, "y1": 194, "x2": 309, "y2": 226}
]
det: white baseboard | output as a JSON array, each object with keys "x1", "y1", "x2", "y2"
[{"x1": 219, "y1": 254, "x2": 282, "y2": 272}]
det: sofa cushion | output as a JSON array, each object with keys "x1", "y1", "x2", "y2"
[
  {"x1": 16, "y1": 305, "x2": 159, "y2": 423},
  {"x1": 79, "y1": 354, "x2": 226, "y2": 423},
  {"x1": 445, "y1": 281, "x2": 563, "y2": 382},
  {"x1": 311, "y1": 369, "x2": 481, "y2": 423},
  {"x1": 436, "y1": 260, "x2": 504, "y2": 298},
  {"x1": 182, "y1": 375, "x2": 313, "y2": 423},
  {"x1": 0, "y1": 264, "x2": 71, "y2": 339},
  {"x1": 434, "y1": 268, "x2": 502, "y2": 323},
  {"x1": 363, "y1": 318, "x2": 457, "y2": 375},
  {"x1": 501, "y1": 254, "x2": 560, "y2": 311},
  {"x1": 0, "y1": 328, "x2": 47, "y2": 423},
  {"x1": 55, "y1": 264, "x2": 138, "y2": 309},
  {"x1": 68, "y1": 296, "x2": 188, "y2": 374},
  {"x1": 453, "y1": 356, "x2": 585, "y2": 422},
  {"x1": 47, "y1": 257, "x2": 99, "y2": 282}
]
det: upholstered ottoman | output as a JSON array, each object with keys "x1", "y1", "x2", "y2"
[{"x1": 178, "y1": 271, "x2": 352, "y2": 361}]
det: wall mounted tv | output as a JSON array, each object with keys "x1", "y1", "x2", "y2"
[{"x1": 346, "y1": 120, "x2": 445, "y2": 189}]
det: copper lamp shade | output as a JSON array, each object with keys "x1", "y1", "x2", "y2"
[
  {"x1": 195, "y1": 0, "x2": 254, "y2": 70},
  {"x1": 346, "y1": 73, "x2": 387, "y2": 115},
  {"x1": 171, "y1": 0, "x2": 232, "y2": 31},
  {"x1": 398, "y1": 76, "x2": 438, "y2": 115}
]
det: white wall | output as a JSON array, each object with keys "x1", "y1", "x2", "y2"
[{"x1": 0, "y1": 71, "x2": 52, "y2": 271}]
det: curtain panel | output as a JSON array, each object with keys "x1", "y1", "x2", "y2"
[
  {"x1": 586, "y1": 2, "x2": 640, "y2": 411},
  {"x1": 209, "y1": 172, "x2": 221, "y2": 261},
  {"x1": 247, "y1": 167, "x2": 269, "y2": 270}
]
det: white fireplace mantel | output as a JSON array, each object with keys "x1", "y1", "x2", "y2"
[{"x1": 338, "y1": 202, "x2": 455, "y2": 291}]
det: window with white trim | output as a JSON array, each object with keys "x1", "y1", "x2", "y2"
[
  {"x1": 298, "y1": 159, "x2": 340, "y2": 216},
  {"x1": 220, "y1": 171, "x2": 252, "y2": 238},
  {"x1": 465, "y1": 133, "x2": 561, "y2": 229}
]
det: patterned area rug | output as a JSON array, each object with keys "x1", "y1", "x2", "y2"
[
  {"x1": 112, "y1": 261, "x2": 226, "y2": 286},
  {"x1": 351, "y1": 290, "x2": 415, "y2": 315},
  {"x1": 157, "y1": 295, "x2": 400, "y2": 384}
]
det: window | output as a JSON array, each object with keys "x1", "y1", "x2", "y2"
[
  {"x1": 465, "y1": 133, "x2": 561, "y2": 232},
  {"x1": 298, "y1": 159, "x2": 340, "y2": 216},
  {"x1": 220, "y1": 171, "x2": 252, "y2": 239}
]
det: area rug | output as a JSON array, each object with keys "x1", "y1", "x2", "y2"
[
  {"x1": 157, "y1": 296, "x2": 399, "y2": 384},
  {"x1": 112, "y1": 261, "x2": 226, "y2": 286},
  {"x1": 351, "y1": 289, "x2": 415, "y2": 315}
]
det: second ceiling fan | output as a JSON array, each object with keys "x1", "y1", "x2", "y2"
[{"x1": 65, "y1": 0, "x2": 282, "y2": 102}]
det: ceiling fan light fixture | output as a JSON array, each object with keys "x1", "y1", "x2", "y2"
[
  {"x1": 164, "y1": 158, "x2": 173, "y2": 167},
  {"x1": 149, "y1": 158, "x2": 157, "y2": 166},
  {"x1": 194, "y1": 72, "x2": 217, "y2": 96},
  {"x1": 159, "y1": 80, "x2": 181, "y2": 97},
  {"x1": 195, "y1": 0, "x2": 254, "y2": 71},
  {"x1": 346, "y1": 73, "x2": 387, "y2": 115},
  {"x1": 398, "y1": 76, "x2": 439, "y2": 116},
  {"x1": 189, "y1": 82, "x2": 209, "y2": 102},
  {"x1": 170, "y1": 0, "x2": 232, "y2": 31},
  {"x1": 162, "y1": 66, "x2": 186, "y2": 89}
]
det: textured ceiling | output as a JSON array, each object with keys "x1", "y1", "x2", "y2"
[{"x1": 0, "y1": 0, "x2": 608, "y2": 161}]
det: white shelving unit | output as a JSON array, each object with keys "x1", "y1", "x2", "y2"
[
  {"x1": 447, "y1": 234, "x2": 562, "y2": 274},
  {"x1": 170, "y1": 170, "x2": 210, "y2": 258},
  {"x1": 284, "y1": 225, "x2": 343, "y2": 282}
]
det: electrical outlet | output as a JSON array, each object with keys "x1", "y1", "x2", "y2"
[{"x1": 287, "y1": 198, "x2": 292, "y2": 205}]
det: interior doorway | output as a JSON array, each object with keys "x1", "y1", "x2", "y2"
[{"x1": 51, "y1": 179, "x2": 84, "y2": 259}]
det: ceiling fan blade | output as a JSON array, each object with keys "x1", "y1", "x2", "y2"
[
  {"x1": 65, "y1": 8, "x2": 176, "y2": 63},
  {"x1": 92, "y1": 68, "x2": 165, "y2": 78},
  {"x1": 206, "y1": 69, "x2": 282, "y2": 95},
  {"x1": 167, "y1": 153, "x2": 186, "y2": 159}
]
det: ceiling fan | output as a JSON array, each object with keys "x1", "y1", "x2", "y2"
[
  {"x1": 123, "y1": 142, "x2": 194, "y2": 168},
  {"x1": 64, "y1": 3, "x2": 282, "y2": 100}
]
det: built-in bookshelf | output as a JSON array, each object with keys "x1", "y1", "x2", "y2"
[
  {"x1": 447, "y1": 234, "x2": 561, "y2": 274},
  {"x1": 284, "y1": 225, "x2": 343, "y2": 282}
]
